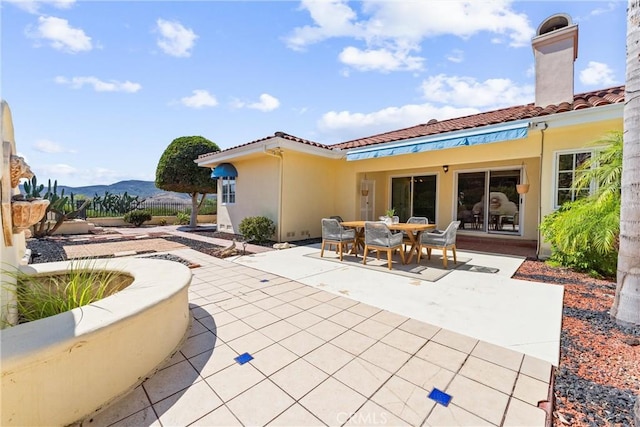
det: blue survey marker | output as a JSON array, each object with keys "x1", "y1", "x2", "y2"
[
  {"x1": 428, "y1": 388, "x2": 452, "y2": 406},
  {"x1": 234, "y1": 352, "x2": 254, "y2": 365}
]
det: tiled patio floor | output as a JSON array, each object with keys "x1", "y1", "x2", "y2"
[{"x1": 83, "y1": 247, "x2": 552, "y2": 427}]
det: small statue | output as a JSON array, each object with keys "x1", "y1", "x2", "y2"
[{"x1": 9, "y1": 155, "x2": 34, "y2": 188}]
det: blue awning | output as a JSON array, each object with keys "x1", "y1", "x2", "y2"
[
  {"x1": 211, "y1": 162, "x2": 238, "y2": 179},
  {"x1": 346, "y1": 122, "x2": 529, "y2": 161}
]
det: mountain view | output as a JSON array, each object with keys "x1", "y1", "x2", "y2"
[{"x1": 21, "y1": 180, "x2": 204, "y2": 202}]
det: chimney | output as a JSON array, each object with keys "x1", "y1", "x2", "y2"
[{"x1": 532, "y1": 14, "x2": 578, "y2": 107}]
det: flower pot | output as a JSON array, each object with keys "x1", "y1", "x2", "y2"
[
  {"x1": 12, "y1": 199, "x2": 49, "y2": 233},
  {"x1": 516, "y1": 184, "x2": 530, "y2": 194}
]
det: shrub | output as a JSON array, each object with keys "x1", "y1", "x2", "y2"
[
  {"x1": 123, "y1": 210, "x2": 152, "y2": 227},
  {"x1": 174, "y1": 212, "x2": 190, "y2": 225},
  {"x1": 239, "y1": 216, "x2": 276, "y2": 244},
  {"x1": 3, "y1": 261, "x2": 132, "y2": 324},
  {"x1": 158, "y1": 218, "x2": 167, "y2": 226}
]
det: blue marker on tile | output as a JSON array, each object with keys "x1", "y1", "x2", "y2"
[
  {"x1": 428, "y1": 388, "x2": 452, "y2": 406},
  {"x1": 260, "y1": 279, "x2": 269, "y2": 283},
  {"x1": 234, "y1": 352, "x2": 254, "y2": 365}
]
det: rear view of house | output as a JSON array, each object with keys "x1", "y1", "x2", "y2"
[{"x1": 196, "y1": 14, "x2": 623, "y2": 257}]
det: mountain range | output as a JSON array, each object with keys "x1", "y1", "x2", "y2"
[{"x1": 21, "y1": 180, "x2": 193, "y2": 201}]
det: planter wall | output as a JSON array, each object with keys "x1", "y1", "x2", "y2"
[{"x1": 0, "y1": 258, "x2": 192, "y2": 426}]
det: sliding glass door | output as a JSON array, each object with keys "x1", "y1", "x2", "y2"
[
  {"x1": 456, "y1": 169, "x2": 522, "y2": 234},
  {"x1": 391, "y1": 175, "x2": 437, "y2": 222}
]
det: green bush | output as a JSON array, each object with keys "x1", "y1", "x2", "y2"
[
  {"x1": 539, "y1": 131, "x2": 621, "y2": 278},
  {"x1": 174, "y1": 212, "x2": 190, "y2": 225},
  {"x1": 239, "y1": 216, "x2": 276, "y2": 244},
  {"x1": 3, "y1": 261, "x2": 132, "y2": 324},
  {"x1": 123, "y1": 210, "x2": 152, "y2": 227}
]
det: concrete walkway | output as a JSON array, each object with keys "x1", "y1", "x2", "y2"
[{"x1": 60, "y1": 226, "x2": 561, "y2": 426}]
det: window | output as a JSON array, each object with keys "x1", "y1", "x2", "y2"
[
  {"x1": 221, "y1": 178, "x2": 236, "y2": 204},
  {"x1": 555, "y1": 150, "x2": 592, "y2": 207},
  {"x1": 390, "y1": 175, "x2": 436, "y2": 222}
]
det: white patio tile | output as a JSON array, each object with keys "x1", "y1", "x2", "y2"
[
  {"x1": 359, "y1": 341, "x2": 412, "y2": 373},
  {"x1": 108, "y1": 407, "x2": 161, "y2": 427},
  {"x1": 371, "y1": 375, "x2": 435, "y2": 426},
  {"x1": 205, "y1": 363, "x2": 266, "y2": 402},
  {"x1": 333, "y1": 357, "x2": 392, "y2": 398},
  {"x1": 266, "y1": 403, "x2": 325, "y2": 426},
  {"x1": 251, "y1": 343, "x2": 299, "y2": 376},
  {"x1": 303, "y1": 342, "x2": 354, "y2": 375},
  {"x1": 154, "y1": 381, "x2": 222, "y2": 427},
  {"x1": 226, "y1": 379, "x2": 295, "y2": 426},
  {"x1": 270, "y1": 358, "x2": 329, "y2": 399},
  {"x1": 87, "y1": 386, "x2": 150, "y2": 426},
  {"x1": 191, "y1": 404, "x2": 242, "y2": 426},
  {"x1": 299, "y1": 377, "x2": 367, "y2": 426},
  {"x1": 458, "y1": 356, "x2": 518, "y2": 395},
  {"x1": 143, "y1": 360, "x2": 201, "y2": 403}
]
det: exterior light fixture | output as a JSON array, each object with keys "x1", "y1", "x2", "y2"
[{"x1": 443, "y1": 165, "x2": 449, "y2": 173}]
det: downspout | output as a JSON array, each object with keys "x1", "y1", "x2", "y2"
[
  {"x1": 536, "y1": 123, "x2": 548, "y2": 259},
  {"x1": 264, "y1": 146, "x2": 283, "y2": 242}
]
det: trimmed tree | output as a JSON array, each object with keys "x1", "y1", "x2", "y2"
[{"x1": 156, "y1": 136, "x2": 220, "y2": 228}]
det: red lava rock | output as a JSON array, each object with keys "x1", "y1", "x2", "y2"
[{"x1": 514, "y1": 259, "x2": 639, "y2": 427}]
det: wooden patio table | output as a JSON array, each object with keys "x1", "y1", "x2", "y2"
[{"x1": 340, "y1": 221, "x2": 435, "y2": 264}]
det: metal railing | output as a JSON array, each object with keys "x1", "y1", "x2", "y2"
[{"x1": 63, "y1": 200, "x2": 215, "y2": 219}]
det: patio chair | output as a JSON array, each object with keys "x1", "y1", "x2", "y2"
[
  {"x1": 321, "y1": 218, "x2": 356, "y2": 261},
  {"x1": 403, "y1": 216, "x2": 429, "y2": 250},
  {"x1": 418, "y1": 220, "x2": 461, "y2": 268},
  {"x1": 363, "y1": 221, "x2": 405, "y2": 270}
]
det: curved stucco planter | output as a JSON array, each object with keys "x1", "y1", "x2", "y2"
[{"x1": 0, "y1": 258, "x2": 192, "y2": 427}]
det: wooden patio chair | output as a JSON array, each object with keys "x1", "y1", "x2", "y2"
[
  {"x1": 418, "y1": 220, "x2": 461, "y2": 268},
  {"x1": 321, "y1": 218, "x2": 356, "y2": 261}
]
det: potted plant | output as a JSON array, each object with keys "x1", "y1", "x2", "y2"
[{"x1": 379, "y1": 208, "x2": 396, "y2": 224}]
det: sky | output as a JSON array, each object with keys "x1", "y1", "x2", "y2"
[{"x1": 1, "y1": 0, "x2": 626, "y2": 187}]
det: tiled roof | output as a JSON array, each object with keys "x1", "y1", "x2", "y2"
[
  {"x1": 197, "y1": 131, "x2": 329, "y2": 160},
  {"x1": 198, "y1": 86, "x2": 624, "y2": 160},
  {"x1": 332, "y1": 86, "x2": 624, "y2": 150}
]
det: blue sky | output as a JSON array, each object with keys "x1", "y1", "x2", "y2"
[{"x1": 1, "y1": 0, "x2": 625, "y2": 187}]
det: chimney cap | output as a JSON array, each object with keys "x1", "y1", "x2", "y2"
[{"x1": 537, "y1": 13, "x2": 572, "y2": 36}]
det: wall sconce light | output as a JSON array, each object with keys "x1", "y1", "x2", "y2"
[{"x1": 443, "y1": 165, "x2": 449, "y2": 173}]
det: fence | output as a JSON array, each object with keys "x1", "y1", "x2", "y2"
[{"x1": 65, "y1": 200, "x2": 215, "y2": 219}]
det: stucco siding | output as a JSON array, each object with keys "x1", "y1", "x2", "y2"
[{"x1": 216, "y1": 156, "x2": 280, "y2": 236}]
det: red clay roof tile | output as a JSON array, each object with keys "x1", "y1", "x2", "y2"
[{"x1": 199, "y1": 85, "x2": 624, "y2": 159}]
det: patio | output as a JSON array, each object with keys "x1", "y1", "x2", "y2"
[{"x1": 72, "y1": 228, "x2": 560, "y2": 426}]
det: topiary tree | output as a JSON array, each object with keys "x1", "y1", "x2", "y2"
[{"x1": 155, "y1": 136, "x2": 220, "y2": 227}]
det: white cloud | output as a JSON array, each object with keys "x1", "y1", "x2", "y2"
[
  {"x1": 5, "y1": 0, "x2": 74, "y2": 14},
  {"x1": 156, "y1": 19, "x2": 198, "y2": 57},
  {"x1": 319, "y1": 103, "x2": 479, "y2": 142},
  {"x1": 579, "y1": 61, "x2": 616, "y2": 86},
  {"x1": 248, "y1": 94, "x2": 280, "y2": 112},
  {"x1": 525, "y1": 63, "x2": 535, "y2": 78},
  {"x1": 36, "y1": 163, "x2": 78, "y2": 178},
  {"x1": 181, "y1": 90, "x2": 218, "y2": 108},
  {"x1": 33, "y1": 164, "x2": 152, "y2": 186},
  {"x1": 446, "y1": 49, "x2": 464, "y2": 63},
  {"x1": 33, "y1": 139, "x2": 76, "y2": 154},
  {"x1": 28, "y1": 16, "x2": 92, "y2": 53},
  {"x1": 236, "y1": 94, "x2": 280, "y2": 112},
  {"x1": 339, "y1": 46, "x2": 423, "y2": 72},
  {"x1": 285, "y1": 0, "x2": 534, "y2": 73},
  {"x1": 55, "y1": 76, "x2": 142, "y2": 93},
  {"x1": 420, "y1": 74, "x2": 534, "y2": 108}
]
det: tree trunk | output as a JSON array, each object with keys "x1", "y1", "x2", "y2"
[
  {"x1": 190, "y1": 193, "x2": 199, "y2": 228},
  {"x1": 612, "y1": 0, "x2": 640, "y2": 327}
]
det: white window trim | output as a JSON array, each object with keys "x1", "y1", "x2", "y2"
[
  {"x1": 552, "y1": 148, "x2": 597, "y2": 209},
  {"x1": 220, "y1": 177, "x2": 236, "y2": 205}
]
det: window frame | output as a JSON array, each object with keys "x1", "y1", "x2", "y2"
[
  {"x1": 220, "y1": 177, "x2": 236, "y2": 205},
  {"x1": 553, "y1": 149, "x2": 595, "y2": 209}
]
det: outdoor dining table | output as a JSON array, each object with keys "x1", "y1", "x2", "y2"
[{"x1": 340, "y1": 220, "x2": 436, "y2": 264}]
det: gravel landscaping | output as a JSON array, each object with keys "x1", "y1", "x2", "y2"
[
  {"x1": 24, "y1": 235, "x2": 640, "y2": 426},
  {"x1": 514, "y1": 260, "x2": 639, "y2": 427}
]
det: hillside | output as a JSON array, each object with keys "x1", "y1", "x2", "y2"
[{"x1": 20, "y1": 180, "x2": 207, "y2": 201}]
